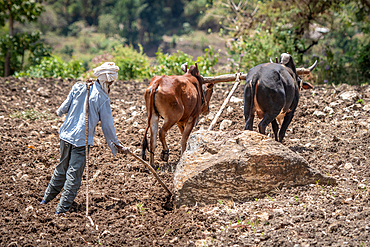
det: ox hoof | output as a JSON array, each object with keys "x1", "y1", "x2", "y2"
[
  {"x1": 160, "y1": 150, "x2": 169, "y2": 162},
  {"x1": 151, "y1": 163, "x2": 159, "y2": 171},
  {"x1": 141, "y1": 153, "x2": 147, "y2": 161}
]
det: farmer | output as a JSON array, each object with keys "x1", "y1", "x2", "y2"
[{"x1": 39, "y1": 62, "x2": 129, "y2": 214}]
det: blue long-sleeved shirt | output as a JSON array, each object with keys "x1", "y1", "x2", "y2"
[{"x1": 56, "y1": 81, "x2": 119, "y2": 156}]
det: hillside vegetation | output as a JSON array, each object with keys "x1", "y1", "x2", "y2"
[{"x1": 0, "y1": 0, "x2": 369, "y2": 84}]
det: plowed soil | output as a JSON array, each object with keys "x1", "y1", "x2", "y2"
[{"x1": 0, "y1": 77, "x2": 369, "y2": 247}]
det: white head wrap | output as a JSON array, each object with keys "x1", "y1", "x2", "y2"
[{"x1": 93, "y1": 62, "x2": 119, "y2": 83}]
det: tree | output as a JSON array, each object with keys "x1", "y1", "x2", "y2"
[
  {"x1": 113, "y1": 0, "x2": 145, "y2": 45},
  {"x1": 0, "y1": 0, "x2": 44, "y2": 76}
]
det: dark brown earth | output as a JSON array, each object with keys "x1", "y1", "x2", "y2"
[{"x1": 0, "y1": 76, "x2": 369, "y2": 247}]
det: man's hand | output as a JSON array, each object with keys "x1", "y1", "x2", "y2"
[{"x1": 115, "y1": 143, "x2": 130, "y2": 154}]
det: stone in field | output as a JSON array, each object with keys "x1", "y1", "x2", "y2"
[{"x1": 173, "y1": 129, "x2": 336, "y2": 207}]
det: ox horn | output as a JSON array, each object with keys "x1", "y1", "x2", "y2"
[
  {"x1": 308, "y1": 60, "x2": 318, "y2": 71},
  {"x1": 270, "y1": 58, "x2": 273, "y2": 63},
  {"x1": 275, "y1": 57, "x2": 278, "y2": 63}
]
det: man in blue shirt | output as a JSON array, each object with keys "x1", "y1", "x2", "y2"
[{"x1": 39, "y1": 62, "x2": 129, "y2": 214}]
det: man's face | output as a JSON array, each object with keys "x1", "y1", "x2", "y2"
[
  {"x1": 102, "y1": 80, "x2": 114, "y2": 95},
  {"x1": 107, "y1": 81, "x2": 114, "y2": 93}
]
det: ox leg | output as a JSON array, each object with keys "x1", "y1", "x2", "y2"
[
  {"x1": 278, "y1": 111, "x2": 294, "y2": 142},
  {"x1": 176, "y1": 123, "x2": 185, "y2": 135},
  {"x1": 159, "y1": 120, "x2": 177, "y2": 162},
  {"x1": 271, "y1": 119, "x2": 279, "y2": 142},
  {"x1": 258, "y1": 113, "x2": 278, "y2": 135},
  {"x1": 149, "y1": 114, "x2": 159, "y2": 169},
  {"x1": 244, "y1": 112, "x2": 255, "y2": 131},
  {"x1": 180, "y1": 118, "x2": 196, "y2": 155}
]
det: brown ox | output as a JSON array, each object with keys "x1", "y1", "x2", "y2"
[{"x1": 141, "y1": 64, "x2": 215, "y2": 169}]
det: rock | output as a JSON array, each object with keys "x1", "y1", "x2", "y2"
[
  {"x1": 206, "y1": 112, "x2": 215, "y2": 120},
  {"x1": 323, "y1": 106, "x2": 334, "y2": 115},
  {"x1": 358, "y1": 183, "x2": 366, "y2": 189},
  {"x1": 364, "y1": 104, "x2": 370, "y2": 112},
  {"x1": 30, "y1": 131, "x2": 39, "y2": 136},
  {"x1": 326, "y1": 165, "x2": 334, "y2": 170},
  {"x1": 351, "y1": 103, "x2": 362, "y2": 110},
  {"x1": 219, "y1": 119, "x2": 232, "y2": 130},
  {"x1": 173, "y1": 130, "x2": 336, "y2": 207},
  {"x1": 273, "y1": 208, "x2": 284, "y2": 215},
  {"x1": 25, "y1": 205, "x2": 33, "y2": 212},
  {"x1": 226, "y1": 106, "x2": 233, "y2": 113},
  {"x1": 129, "y1": 106, "x2": 136, "y2": 111},
  {"x1": 339, "y1": 91, "x2": 361, "y2": 101},
  {"x1": 313, "y1": 110, "x2": 326, "y2": 118},
  {"x1": 344, "y1": 163, "x2": 353, "y2": 170},
  {"x1": 258, "y1": 212, "x2": 269, "y2": 222},
  {"x1": 329, "y1": 100, "x2": 344, "y2": 107},
  {"x1": 37, "y1": 87, "x2": 49, "y2": 97},
  {"x1": 101, "y1": 230, "x2": 111, "y2": 236},
  {"x1": 169, "y1": 237, "x2": 178, "y2": 243},
  {"x1": 230, "y1": 96, "x2": 243, "y2": 103},
  {"x1": 329, "y1": 221, "x2": 343, "y2": 232}
]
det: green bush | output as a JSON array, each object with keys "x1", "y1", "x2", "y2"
[
  {"x1": 14, "y1": 56, "x2": 84, "y2": 79},
  {"x1": 150, "y1": 48, "x2": 193, "y2": 76},
  {"x1": 150, "y1": 46, "x2": 220, "y2": 77},
  {"x1": 14, "y1": 44, "x2": 221, "y2": 81},
  {"x1": 306, "y1": 32, "x2": 370, "y2": 85},
  {"x1": 225, "y1": 25, "x2": 299, "y2": 74},
  {"x1": 196, "y1": 46, "x2": 219, "y2": 76},
  {"x1": 357, "y1": 41, "x2": 370, "y2": 83},
  {"x1": 111, "y1": 44, "x2": 151, "y2": 81}
]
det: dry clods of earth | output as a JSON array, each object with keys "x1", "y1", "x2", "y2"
[{"x1": 0, "y1": 77, "x2": 370, "y2": 246}]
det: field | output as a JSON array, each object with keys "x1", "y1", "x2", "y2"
[{"x1": 0, "y1": 77, "x2": 370, "y2": 246}]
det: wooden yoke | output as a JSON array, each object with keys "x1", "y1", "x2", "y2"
[{"x1": 203, "y1": 73, "x2": 248, "y2": 84}]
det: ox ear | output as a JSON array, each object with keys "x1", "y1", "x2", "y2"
[
  {"x1": 181, "y1": 62, "x2": 188, "y2": 73},
  {"x1": 302, "y1": 80, "x2": 314, "y2": 89}
]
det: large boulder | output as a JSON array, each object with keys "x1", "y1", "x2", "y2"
[{"x1": 173, "y1": 129, "x2": 336, "y2": 207}]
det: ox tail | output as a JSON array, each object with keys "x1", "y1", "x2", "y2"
[
  {"x1": 141, "y1": 78, "x2": 161, "y2": 160},
  {"x1": 249, "y1": 74, "x2": 258, "y2": 120}
]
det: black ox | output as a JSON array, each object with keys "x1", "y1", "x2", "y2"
[{"x1": 244, "y1": 53, "x2": 317, "y2": 142}]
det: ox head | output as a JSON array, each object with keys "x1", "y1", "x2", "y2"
[
  {"x1": 279, "y1": 53, "x2": 297, "y2": 77},
  {"x1": 277, "y1": 53, "x2": 316, "y2": 90},
  {"x1": 295, "y1": 60, "x2": 317, "y2": 89},
  {"x1": 181, "y1": 62, "x2": 214, "y2": 115}
]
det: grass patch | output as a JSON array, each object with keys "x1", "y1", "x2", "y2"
[{"x1": 10, "y1": 109, "x2": 52, "y2": 121}]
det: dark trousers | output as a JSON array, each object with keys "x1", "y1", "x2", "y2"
[{"x1": 43, "y1": 140, "x2": 87, "y2": 213}]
